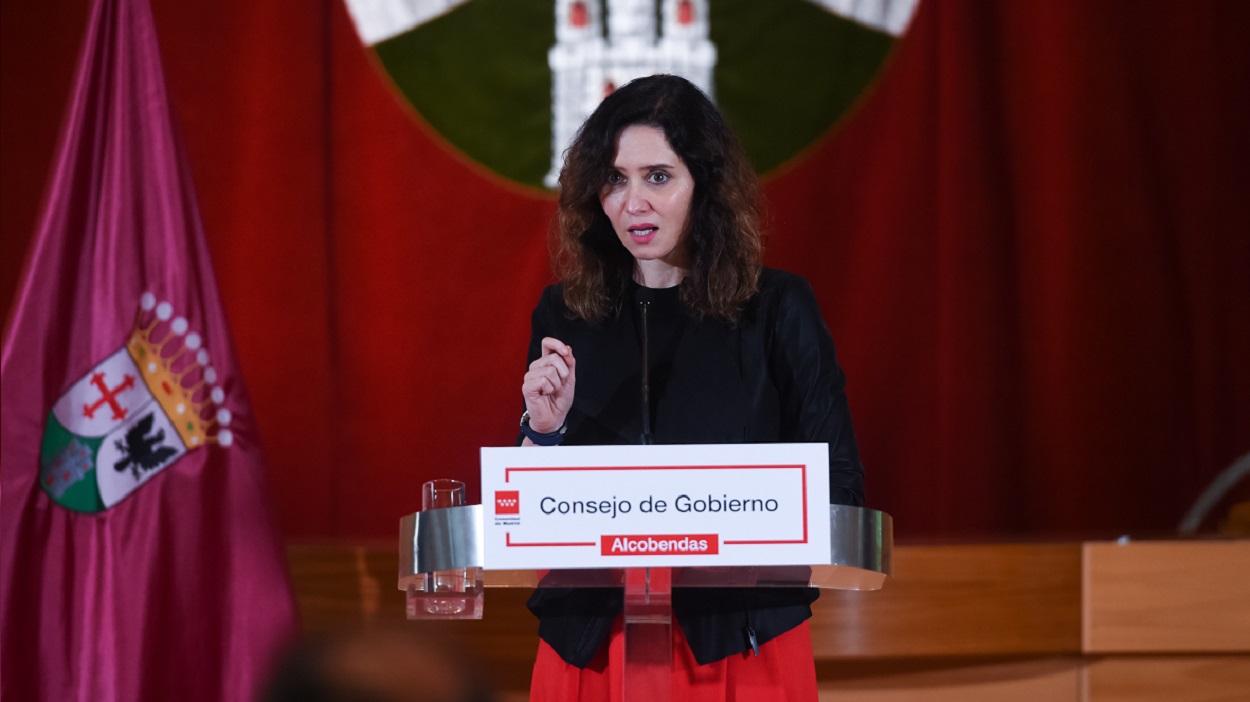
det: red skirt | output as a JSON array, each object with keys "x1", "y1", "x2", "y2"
[{"x1": 529, "y1": 617, "x2": 817, "y2": 702}]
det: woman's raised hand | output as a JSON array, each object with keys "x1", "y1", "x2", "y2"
[{"x1": 522, "y1": 337, "x2": 576, "y2": 433}]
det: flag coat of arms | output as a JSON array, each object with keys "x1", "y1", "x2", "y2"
[
  {"x1": 0, "y1": 0, "x2": 297, "y2": 699},
  {"x1": 40, "y1": 294, "x2": 236, "y2": 513},
  {"x1": 43, "y1": 345, "x2": 185, "y2": 511}
]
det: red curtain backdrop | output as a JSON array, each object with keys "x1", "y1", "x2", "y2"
[{"x1": 4, "y1": 0, "x2": 1248, "y2": 541}]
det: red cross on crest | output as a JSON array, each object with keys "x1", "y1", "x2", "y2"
[{"x1": 82, "y1": 372, "x2": 136, "y2": 421}]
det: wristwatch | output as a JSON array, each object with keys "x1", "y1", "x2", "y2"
[{"x1": 520, "y1": 411, "x2": 567, "y2": 446}]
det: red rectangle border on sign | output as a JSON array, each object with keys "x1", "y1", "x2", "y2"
[
  {"x1": 502, "y1": 464, "x2": 810, "y2": 545},
  {"x1": 506, "y1": 533, "x2": 595, "y2": 548}
]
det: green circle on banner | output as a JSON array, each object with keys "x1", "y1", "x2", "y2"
[{"x1": 364, "y1": 0, "x2": 900, "y2": 189}]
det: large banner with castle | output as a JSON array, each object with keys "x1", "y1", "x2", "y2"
[{"x1": 341, "y1": 0, "x2": 918, "y2": 188}]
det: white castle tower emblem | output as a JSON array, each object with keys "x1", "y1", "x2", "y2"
[{"x1": 547, "y1": 0, "x2": 717, "y2": 186}]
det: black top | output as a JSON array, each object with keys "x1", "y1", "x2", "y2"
[
  {"x1": 521, "y1": 268, "x2": 865, "y2": 667},
  {"x1": 631, "y1": 282, "x2": 682, "y2": 442}
]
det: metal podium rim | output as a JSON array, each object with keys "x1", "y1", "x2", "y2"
[{"x1": 400, "y1": 504, "x2": 892, "y2": 591}]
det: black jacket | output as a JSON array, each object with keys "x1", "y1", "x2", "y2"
[{"x1": 522, "y1": 268, "x2": 864, "y2": 667}]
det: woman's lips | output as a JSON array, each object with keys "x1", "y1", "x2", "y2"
[{"x1": 629, "y1": 225, "x2": 658, "y2": 243}]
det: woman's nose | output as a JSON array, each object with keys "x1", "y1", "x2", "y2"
[{"x1": 624, "y1": 183, "x2": 649, "y2": 214}]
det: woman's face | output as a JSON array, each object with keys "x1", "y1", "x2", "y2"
[{"x1": 599, "y1": 125, "x2": 695, "y2": 273}]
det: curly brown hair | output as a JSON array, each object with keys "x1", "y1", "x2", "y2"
[{"x1": 552, "y1": 75, "x2": 763, "y2": 322}]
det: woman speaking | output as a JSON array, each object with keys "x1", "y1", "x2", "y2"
[{"x1": 518, "y1": 74, "x2": 864, "y2": 701}]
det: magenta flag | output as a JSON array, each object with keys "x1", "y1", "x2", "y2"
[{"x1": 0, "y1": 0, "x2": 298, "y2": 699}]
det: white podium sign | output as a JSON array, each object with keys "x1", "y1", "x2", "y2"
[{"x1": 480, "y1": 443, "x2": 831, "y2": 569}]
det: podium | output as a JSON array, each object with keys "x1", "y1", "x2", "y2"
[{"x1": 399, "y1": 502, "x2": 892, "y2": 701}]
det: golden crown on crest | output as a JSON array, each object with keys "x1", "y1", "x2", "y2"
[{"x1": 124, "y1": 292, "x2": 234, "y2": 450}]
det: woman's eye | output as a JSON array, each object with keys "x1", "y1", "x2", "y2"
[
  {"x1": 647, "y1": 172, "x2": 670, "y2": 184},
  {"x1": 606, "y1": 172, "x2": 624, "y2": 185}
]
